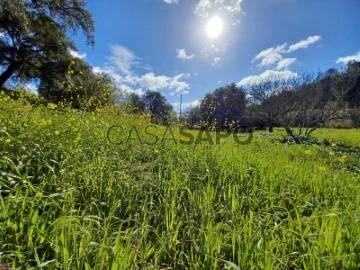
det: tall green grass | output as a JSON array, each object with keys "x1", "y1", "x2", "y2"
[{"x1": 1, "y1": 94, "x2": 359, "y2": 269}]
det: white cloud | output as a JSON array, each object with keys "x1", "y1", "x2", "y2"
[
  {"x1": 253, "y1": 45, "x2": 286, "y2": 61},
  {"x1": 93, "y1": 65, "x2": 190, "y2": 94},
  {"x1": 119, "y1": 84, "x2": 144, "y2": 96},
  {"x1": 69, "y1": 49, "x2": 87, "y2": 59},
  {"x1": 162, "y1": 0, "x2": 179, "y2": 3},
  {"x1": 336, "y1": 51, "x2": 360, "y2": 64},
  {"x1": 176, "y1": 48, "x2": 195, "y2": 60},
  {"x1": 252, "y1": 35, "x2": 321, "y2": 69},
  {"x1": 212, "y1": 57, "x2": 222, "y2": 66},
  {"x1": 201, "y1": 43, "x2": 228, "y2": 59},
  {"x1": 223, "y1": 0, "x2": 243, "y2": 13},
  {"x1": 183, "y1": 73, "x2": 191, "y2": 78},
  {"x1": 194, "y1": 0, "x2": 244, "y2": 17},
  {"x1": 106, "y1": 44, "x2": 142, "y2": 75},
  {"x1": 232, "y1": 19, "x2": 240, "y2": 26},
  {"x1": 252, "y1": 43, "x2": 287, "y2": 68},
  {"x1": 259, "y1": 53, "x2": 283, "y2": 68},
  {"x1": 238, "y1": 70, "x2": 297, "y2": 86},
  {"x1": 94, "y1": 44, "x2": 191, "y2": 95},
  {"x1": 136, "y1": 72, "x2": 190, "y2": 93},
  {"x1": 92, "y1": 66, "x2": 123, "y2": 83},
  {"x1": 93, "y1": 66, "x2": 187, "y2": 96},
  {"x1": 187, "y1": 99, "x2": 201, "y2": 108},
  {"x1": 276, "y1": 58, "x2": 297, "y2": 70},
  {"x1": 92, "y1": 67, "x2": 103, "y2": 74},
  {"x1": 287, "y1": 35, "x2": 321, "y2": 52},
  {"x1": 189, "y1": 99, "x2": 201, "y2": 107},
  {"x1": 137, "y1": 73, "x2": 170, "y2": 90},
  {"x1": 172, "y1": 99, "x2": 200, "y2": 112}
]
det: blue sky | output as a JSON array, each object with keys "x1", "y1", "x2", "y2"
[{"x1": 70, "y1": 0, "x2": 360, "y2": 111}]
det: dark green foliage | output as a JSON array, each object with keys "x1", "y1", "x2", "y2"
[
  {"x1": 39, "y1": 58, "x2": 119, "y2": 110},
  {"x1": 126, "y1": 93, "x2": 146, "y2": 114},
  {"x1": 343, "y1": 62, "x2": 360, "y2": 108},
  {"x1": 38, "y1": 57, "x2": 90, "y2": 102},
  {"x1": 142, "y1": 90, "x2": 174, "y2": 125},
  {"x1": 186, "y1": 105, "x2": 202, "y2": 126},
  {"x1": 0, "y1": 0, "x2": 95, "y2": 88},
  {"x1": 186, "y1": 83, "x2": 246, "y2": 129}
]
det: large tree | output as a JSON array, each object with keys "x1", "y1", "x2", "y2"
[
  {"x1": 199, "y1": 83, "x2": 246, "y2": 129},
  {"x1": 125, "y1": 93, "x2": 146, "y2": 114},
  {"x1": 142, "y1": 90, "x2": 174, "y2": 125},
  {"x1": 0, "y1": 0, "x2": 95, "y2": 88},
  {"x1": 247, "y1": 77, "x2": 295, "y2": 132},
  {"x1": 343, "y1": 61, "x2": 360, "y2": 108}
]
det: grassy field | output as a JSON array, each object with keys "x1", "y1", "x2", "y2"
[
  {"x1": 312, "y1": 129, "x2": 360, "y2": 147},
  {"x1": 1, "y1": 94, "x2": 360, "y2": 269}
]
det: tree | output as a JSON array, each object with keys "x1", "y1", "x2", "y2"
[
  {"x1": 39, "y1": 58, "x2": 119, "y2": 110},
  {"x1": 126, "y1": 93, "x2": 146, "y2": 114},
  {"x1": 199, "y1": 83, "x2": 246, "y2": 129},
  {"x1": 38, "y1": 57, "x2": 90, "y2": 102},
  {"x1": 77, "y1": 72, "x2": 119, "y2": 111},
  {"x1": 0, "y1": 0, "x2": 95, "y2": 88},
  {"x1": 184, "y1": 105, "x2": 202, "y2": 126},
  {"x1": 142, "y1": 90, "x2": 174, "y2": 125},
  {"x1": 247, "y1": 71, "x2": 350, "y2": 142},
  {"x1": 247, "y1": 77, "x2": 295, "y2": 132},
  {"x1": 343, "y1": 61, "x2": 360, "y2": 108}
]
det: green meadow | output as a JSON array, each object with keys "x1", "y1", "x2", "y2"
[{"x1": 1, "y1": 94, "x2": 360, "y2": 269}]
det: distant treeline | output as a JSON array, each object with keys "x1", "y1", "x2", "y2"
[{"x1": 181, "y1": 63, "x2": 360, "y2": 134}]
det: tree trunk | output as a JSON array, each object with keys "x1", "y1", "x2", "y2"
[
  {"x1": 0, "y1": 63, "x2": 18, "y2": 89},
  {"x1": 268, "y1": 124, "x2": 274, "y2": 133},
  {"x1": 284, "y1": 126, "x2": 300, "y2": 144}
]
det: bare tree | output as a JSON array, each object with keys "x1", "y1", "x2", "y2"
[
  {"x1": 248, "y1": 71, "x2": 351, "y2": 143},
  {"x1": 247, "y1": 75, "x2": 297, "y2": 133}
]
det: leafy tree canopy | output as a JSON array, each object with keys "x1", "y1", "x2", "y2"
[
  {"x1": 142, "y1": 90, "x2": 174, "y2": 125},
  {"x1": 0, "y1": 0, "x2": 95, "y2": 88},
  {"x1": 187, "y1": 83, "x2": 246, "y2": 129}
]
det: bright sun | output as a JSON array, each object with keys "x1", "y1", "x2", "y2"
[{"x1": 206, "y1": 16, "x2": 223, "y2": 38}]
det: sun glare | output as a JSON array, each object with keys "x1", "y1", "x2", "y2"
[{"x1": 206, "y1": 16, "x2": 224, "y2": 38}]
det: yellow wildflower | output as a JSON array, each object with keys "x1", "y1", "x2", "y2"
[
  {"x1": 36, "y1": 192, "x2": 43, "y2": 198},
  {"x1": 319, "y1": 166, "x2": 328, "y2": 172},
  {"x1": 304, "y1": 150, "x2": 312, "y2": 156},
  {"x1": 47, "y1": 103, "x2": 57, "y2": 110}
]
